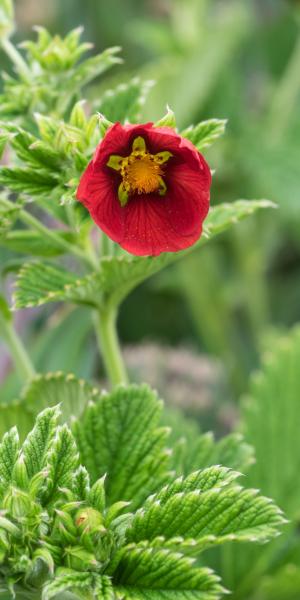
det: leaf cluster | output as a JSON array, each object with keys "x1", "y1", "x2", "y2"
[
  {"x1": 0, "y1": 26, "x2": 120, "y2": 121},
  {"x1": 0, "y1": 382, "x2": 285, "y2": 600}
]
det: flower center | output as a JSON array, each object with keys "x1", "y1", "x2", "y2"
[
  {"x1": 107, "y1": 136, "x2": 173, "y2": 206},
  {"x1": 124, "y1": 155, "x2": 162, "y2": 195}
]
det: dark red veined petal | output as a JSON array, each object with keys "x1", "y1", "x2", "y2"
[{"x1": 76, "y1": 122, "x2": 212, "y2": 257}]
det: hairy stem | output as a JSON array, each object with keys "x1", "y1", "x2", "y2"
[
  {"x1": 2, "y1": 198, "x2": 95, "y2": 268},
  {"x1": 1, "y1": 37, "x2": 31, "y2": 81},
  {"x1": 94, "y1": 307, "x2": 128, "y2": 387},
  {"x1": 0, "y1": 314, "x2": 35, "y2": 382}
]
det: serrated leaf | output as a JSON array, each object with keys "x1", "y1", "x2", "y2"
[
  {"x1": 42, "y1": 568, "x2": 93, "y2": 600},
  {"x1": 41, "y1": 424, "x2": 79, "y2": 506},
  {"x1": 242, "y1": 326, "x2": 300, "y2": 518},
  {"x1": 0, "y1": 195, "x2": 23, "y2": 236},
  {"x1": 0, "y1": 372, "x2": 101, "y2": 440},
  {"x1": 13, "y1": 200, "x2": 274, "y2": 311},
  {"x1": 112, "y1": 545, "x2": 223, "y2": 600},
  {"x1": 72, "y1": 465, "x2": 90, "y2": 501},
  {"x1": 69, "y1": 47, "x2": 121, "y2": 89},
  {"x1": 127, "y1": 484, "x2": 285, "y2": 550},
  {"x1": 22, "y1": 406, "x2": 60, "y2": 480},
  {"x1": 72, "y1": 384, "x2": 170, "y2": 510},
  {"x1": 0, "y1": 427, "x2": 19, "y2": 499},
  {"x1": 89, "y1": 476, "x2": 106, "y2": 512},
  {"x1": 163, "y1": 408, "x2": 254, "y2": 476},
  {"x1": 181, "y1": 119, "x2": 227, "y2": 151},
  {"x1": 155, "y1": 107, "x2": 176, "y2": 129},
  {"x1": 96, "y1": 78, "x2": 153, "y2": 124},
  {"x1": 0, "y1": 167, "x2": 58, "y2": 196},
  {"x1": 145, "y1": 467, "x2": 240, "y2": 508},
  {"x1": 0, "y1": 122, "x2": 62, "y2": 170},
  {"x1": 13, "y1": 262, "x2": 80, "y2": 309}
]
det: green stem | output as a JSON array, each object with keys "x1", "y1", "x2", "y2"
[
  {"x1": 1, "y1": 37, "x2": 31, "y2": 81},
  {"x1": 2, "y1": 198, "x2": 95, "y2": 268},
  {"x1": 100, "y1": 231, "x2": 111, "y2": 257},
  {"x1": 93, "y1": 307, "x2": 128, "y2": 387},
  {"x1": 0, "y1": 314, "x2": 35, "y2": 382}
]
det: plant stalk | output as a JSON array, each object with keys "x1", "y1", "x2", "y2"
[
  {"x1": 93, "y1": 307, "x2": 128, "y2": 387},
  {"x1": 1, "y1": 37, "x2": 31, "y2": 81},
  {"x1": 2, "y1": 198, "x2": 95, "y2": 268},
  {"x1": 0, "y1": 314, "x2": 35, "y2": 382}
]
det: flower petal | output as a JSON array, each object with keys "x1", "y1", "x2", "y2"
[{"x1": 77, "y1": 122, "x2": 212, "y2": 257}]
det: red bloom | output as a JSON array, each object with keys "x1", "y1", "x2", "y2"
[{"x1": 76, "y1": 122, "x2": 211, "y2": 256}]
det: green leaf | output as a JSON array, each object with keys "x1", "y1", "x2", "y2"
[
  {"x1": 42, "y1": 568, "x2": 93, "y2": 600},
  {"x1": 163, "y1": 408, "x2": 254, "y2": 476},
  {"x1": 242, "y1": 325, "x2": 300, "y2": 519},
  {"x1": 145, "y1": 467, "x2": 240, "y2": 507},
  {"x1": 0, "y1": 122, "x2": 62, "y2": 171},
  {"x1": 0, "y1": 195, "x2": 23, "y2": 236},
  {"x1": 0, "y1": 427, "x2": 19, "y2": 499},
  {"x1": 41, "y1": 424, "x2": 79, "y2": 506},
  {"x1": 112, "y1": 546, "x2": 223, "y2": 600},
  {"x1": 69, "y1": 46, "x2": 121, "y2": 89},
  {"x1": 96, "y1": 78, "x2": 153, "y2": 124},
  {"x1": 127, "y1": 479, "x2": 285, "y2": 551},
  {"x1": 13, "y1": 262, "x2": 80, "y2": 309},
  {"x1": 155, "y1": 107, "x2": 176, "y2": 129},
  {"x1": 72, "y1": 465, "x2": 90, "y2": 501},
  {"x1": 0, "y1": 167, "x2": 58, "y2": 196},
  {"x1": 72, "y1": 384, "x2": 170, "y2": 509},
  {"x1": 89, "y1": 475, "x2": 106, "y2": 513},
  {"x1": 0, "y1": 372, "x2": 100, "y2": 441},
  {"x1": 13, "y1": 201, "x2": 274, "y2": 311},
  {"x1": 181, "y1": 119, "x2": 227, "y2": 151},
  {"x1": 22, "y1": 406, "x2": 60, "y2": 480}
]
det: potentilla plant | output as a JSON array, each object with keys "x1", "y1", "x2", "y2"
[{"x1": 0, "y1": 1, "x2": 284, "y2": 599}]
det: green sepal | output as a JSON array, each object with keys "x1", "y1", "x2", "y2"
[
  {"x1": 154, "y1": 106, "x2": 176, "y2": 129},
  {"x1": 98, "y1": 113, "x2": 113, "y2": 138}
]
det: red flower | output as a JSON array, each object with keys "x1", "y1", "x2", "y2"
[{"x1": 76, "y1": 122, "x2": 211, "y2": 257}]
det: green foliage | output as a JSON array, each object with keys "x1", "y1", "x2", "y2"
[
  {"x1": 0, "y1": 383, "x2": 285, "y2": 599},
  {"x1": 163, "y1": 408, "x2": 254, "y2": 477},
  {"x1": 181, "y1": 120, "x2": 227, "y2": 151},
  {"x1": 72, "y1": 384, "x2": 170, "y2": 509},
  {"x1": 0, "y1": 371, "x2": 100, "y2": 439},
  {"x1": 96, "y1": 78, "x2": 154, "y2": 124},
  {"x1": 0, "y1": 27, "x2": 120, "y2": 120},
  {"x1": 0, "y1": 194, "x2": 23, "y2": 236},
  {"x1": 242, "y1": 326, "x2": 300, "y2": 518},
  {"x1": 0, "y1": 0, "x2": 14, "y2": 40},
  {"x1": 213, "y1": 326, "x2": 300, "y2": 599},
  {"x1": 13, "y1": 201, "x2": 274, "y2": 311}
]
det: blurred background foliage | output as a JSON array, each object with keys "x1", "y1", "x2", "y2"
[{"x1": 1, "y1": 0, "x2": 300, "y2": 416}]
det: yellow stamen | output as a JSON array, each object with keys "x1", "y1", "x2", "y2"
[
  {"x1": 107, "y1": 137, "x2": 172, "y2": 206},
  {"x1": 126, "y1": 155, "x2": 162, "y2": 195}
]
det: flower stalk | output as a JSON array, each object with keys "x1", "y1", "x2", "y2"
[
  {"x1": 93, "y1": 307, "x2": 128, "y2": 387},
  {"x1": 0, "y1": 312, "x2": 35, "y2": 382}
]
